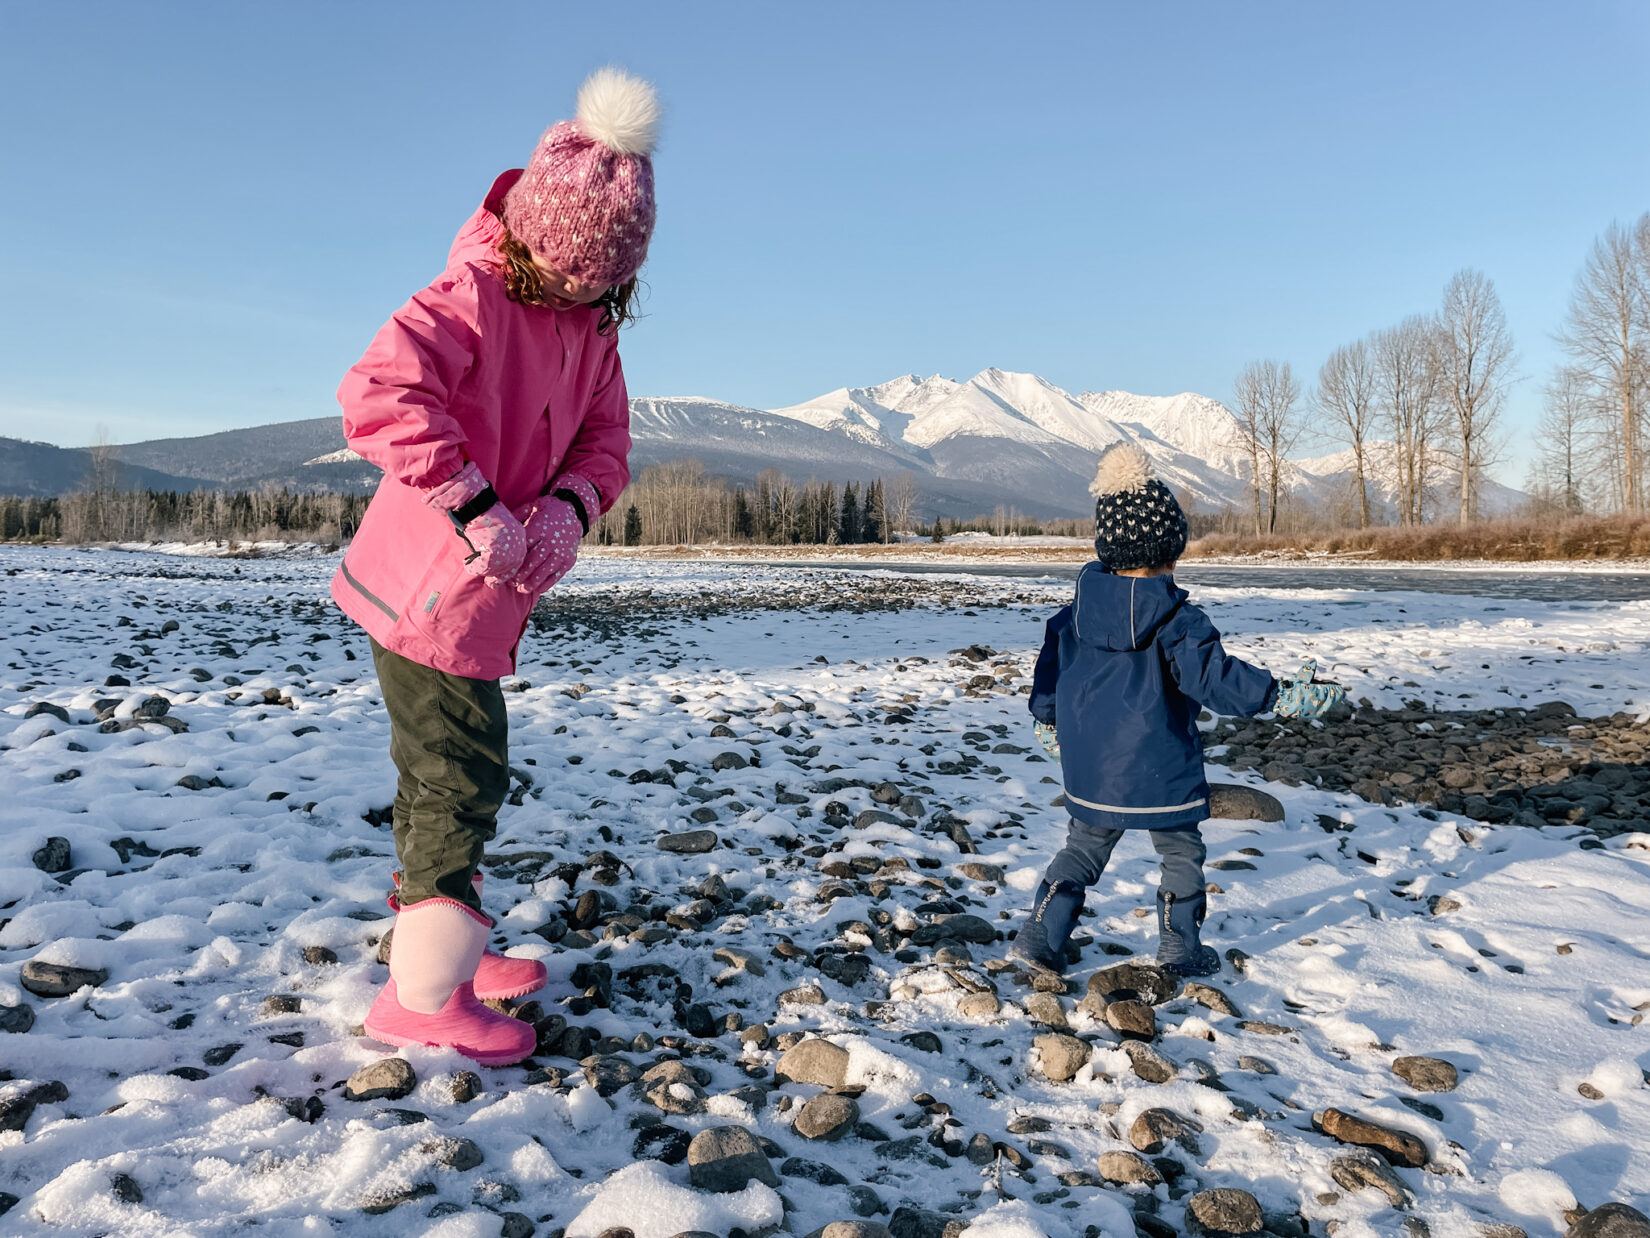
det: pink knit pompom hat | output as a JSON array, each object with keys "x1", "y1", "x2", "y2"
[{"x1": 502, "y1": 67, "x2": 660, "y2": 289}]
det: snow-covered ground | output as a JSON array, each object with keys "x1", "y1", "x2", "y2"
[{"x1": 1, "y1": 546, "x2": 1646, "y2": 1237}]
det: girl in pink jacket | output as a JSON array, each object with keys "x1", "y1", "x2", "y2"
[{"x1": 331, "y1": 69, "x2": 658, "y2": 1065}]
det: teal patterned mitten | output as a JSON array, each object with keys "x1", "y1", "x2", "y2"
[
  {"x1": 1274, "y1": 660, "x2": 1348, "y2": 720},
  {"x1": 1033, "y1": 721, "x2": 1061, "y2": 761}
]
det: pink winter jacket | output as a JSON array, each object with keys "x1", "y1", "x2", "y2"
[{"x1": 330, "y1": 170, "x2": 632, "y2": 679}]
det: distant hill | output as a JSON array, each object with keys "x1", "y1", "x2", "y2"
[
  {"x1": 0, "y1": 438, "x2": 206, "y2": 498},
  {"x1": 0, "y1": 369, "x2": 1527, "y2": 520},
  {"x1": 110, "y1": 417, "x2": 381, "y2": 493}
]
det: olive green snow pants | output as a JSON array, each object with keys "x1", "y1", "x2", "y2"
[{"x1": 370, "y1": 638, "x2": 507, "y2": 916}]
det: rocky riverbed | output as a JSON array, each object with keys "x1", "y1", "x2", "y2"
[
  {"x1": 1, "y1": 547, "x2": 1647, "y2": 1237},
  {"x1": 1208, "y1": 703, "x2": 1650, "y2": 839}
]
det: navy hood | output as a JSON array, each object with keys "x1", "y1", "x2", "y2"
[{"x1": 1071, "y1": 565, "x2": 1188, "y2": 653}]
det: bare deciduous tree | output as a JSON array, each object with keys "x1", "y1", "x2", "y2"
[
  {"x1": 1529, "y1": 368, "x2": 1595, "y2": 515},
  {"x1": 1557, "y1": 216, "x2": 1648, "y2": 512},
  {"x1": 1436, "y1": 269, "x2": 1515, "y2": 523},
  {"x1": 1314, "y1": 340, "x2": 1379, "y2": 528},
  {"x1": 1372, "y1": 316, "x2": 1446, "y2": 526},
  {"x1": 1231, "y1": 360, "x2": 1302, "y2": 534},
  {"x1": 885, "y1": 471, "x2": 918, "y2": 541}
]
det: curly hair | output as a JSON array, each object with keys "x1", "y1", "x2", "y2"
[{"x1": 497, "y1": 224, "x2": 640, "y2": 334}]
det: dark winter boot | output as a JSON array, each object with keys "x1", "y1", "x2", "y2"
[
  {"x1": 1156, "y1": 891, "x2": 1220, "y2": 977},
  {"x1": 1008, "y1": 882, "x2": 1085, "y2": 976}
]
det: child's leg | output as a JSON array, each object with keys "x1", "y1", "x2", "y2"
[
  {"x1": 1151, "y1": 823, "x2": 1207, "y2": 901},
  {"x1": 1149, "y1": 824, "x2": 1219, "y2": 976},
  {"x1": 371, "y1": 639, "x2": 507, "y2": 916},
  {"x1": 1010, "y1": 820, "x2": 1124, "y2": 974},
  {"x1": 1044, "y1": 820, "x2": 1126, "y2": 892},
  {"x1": 361, "y1": 640, "x2": 532, "y2": 1065}
]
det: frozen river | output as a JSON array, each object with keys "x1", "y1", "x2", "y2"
[{"x1": 802, "y1": 561, "x2": 1650, "y2": 602}]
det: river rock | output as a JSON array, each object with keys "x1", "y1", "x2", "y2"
[
  {"x1": 1329, "y1": 1149, "x2": 1415, "y2": 1208},
  {"x1": 782, "y1": 1157, "x2": 850, "y2": 1186},
  {"x1": 31, "y1": 837, "x2": 71, "y2": 873},
  {"x1": 1208, "y1": 783, "x2": 1286, "y2": 822},
  {"x1": 447, "y1": 1071, "x2": 481, "y2": 1104},
  {"x1": 1025, "y1": 992, "x2": 1068, "y2": 1029},
  {"x1": 794, "y1": 1092, "x2": 859, "y2": 1140},
  {"x1": 0, "y1": 1004, "x2": 35, "y2": 1034},
  {"x1": 639, "y1": 1060, "x2": 707, "y2": 1114},
  {"x1": 1393, "y1": 1056, "x2": 1459, "y2": 1092},
  {"x1": 957, "y1": 991, "x2": 1000, "y2": 1018},
  {"x1": 1184, "y1": 982, "x2": 1242, "y2": 1017},
  {"x1": 1187, "y1": 1188, "x2": 1265, "y2": 1234},
  {"x1": 422, "y1": 1135, "x2": 484, "y2": 1171},
  {"x1": 1565, "y1": 1204, "x2": 1650, "y2": 1238},
  {"x1": 20, "y1": 960, "x2": 108, "y2": 998},
  {"x1": 583, "y1": 1055, "x2": 640, "y2": 1097},
  {"x1": 804, "y1": 1225, "x2": 894, "y2": 1238},
  {"x1": 1106, "y1": 998, "x2": 1158, "y2": 1039},
  {"x1": 1097, "y1": 1149, "x2": 1161, "y2": 1185},
  {"x1": 1317, "y1": 1107, "x2": 1428, "y2": 1167},
  {"x1": 686, "y1": 1125, "x2": 778, "y2": 1192},
  {"x1": 1123, "y1": 1040, "x2": 1177, "y2": 1084},
  {"x1": 633, "y1": 1123, "x2": 692, "y2": 1164},
  {"x1": 1129, "y1": 1107, "x2": 1202, "y2": 1155},
  {"x1": 344, "y1": 1057, "x2": 417, "y2": 1102},
  {"x1": 911, "y1": 914, "x2": 996, "y2": 945},
  {"x1": 776, "y1": 1037, "x2": 851, "y2": 1089},
  {"x1": 0, "y1": 1081, "x2": 68, "y2": 1133},
  {"x1": 888, "y1": 1207, "x2": 968, "y2": 1238},
  {"x1": 659, "y1": 830, "x2": 718, "y2": 855},
  {"x1": 110, "y1": 1172, "x2": 144, "y2": 1204},
  {"x1": 1087, "y1": 961, "x2": 1179, "y2": 1006},
  {"x1": 1033, "y1": 1033, "x2": 1091, "y2": 1082}
]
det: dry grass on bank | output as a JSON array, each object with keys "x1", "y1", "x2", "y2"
[{"x1": 1185, "y1": 514, "x2": 1650, "y2": 562}]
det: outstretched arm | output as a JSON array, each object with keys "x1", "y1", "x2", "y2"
[{"x1": 1162, "y1": 607, "x2": 1277, "y2": 717}]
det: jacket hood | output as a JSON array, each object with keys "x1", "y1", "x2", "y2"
[
  {"x1": 1072, "y1": 563, "x2": 1187, "y2": 653},
  {"x1": 445, "y1": 170, "x2": 522, "y2": 272}
]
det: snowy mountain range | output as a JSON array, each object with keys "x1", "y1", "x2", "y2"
[{"x1": 0, "y1": 368, "x2": 1524, "y2": 520}]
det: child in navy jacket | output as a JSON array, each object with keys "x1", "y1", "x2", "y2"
[{"x1": 1012, "y1": 445, "x2": 1343, "y2": 977}]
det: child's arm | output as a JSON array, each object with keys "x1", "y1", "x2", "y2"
[
  {"x1": 1028, "y1": 605, "x2": 1071, "y2": 726},
  {"x1": 1160, "y1": 605, "x2": 1277, "y2": 718},
  {"x1": 552, "y1": 340, "x2": 633, "y2": 518},
  {"x1": 337, "y1": 276, "x2": 481, "y2": 489}
]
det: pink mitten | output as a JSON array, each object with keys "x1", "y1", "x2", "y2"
[
  {"x1": 507, "y1": 473, "x2": 599, "y2": 595},
  {"x1": 423, "y1": 461, "x2": 527, "y2": 584}
]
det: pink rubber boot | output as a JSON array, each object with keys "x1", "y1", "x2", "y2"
[
  {"x1": 387, "y1": 874, "x2": 548, "y2": 1001},
  {"x1": 363, "y1": 898, "x2": 535, "y2": 1067}
]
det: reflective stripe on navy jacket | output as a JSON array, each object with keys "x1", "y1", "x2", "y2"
[{"x1": 1028, "y1": 563, "x2": 1277, "y2": 831}]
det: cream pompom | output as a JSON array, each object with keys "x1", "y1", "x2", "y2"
[
  {"x1": 1090, "y1": 443, "x2": 1153, "y2": 498},
  {"x1": 576, "y1": 67, "x2": 661, "y2": 156}
]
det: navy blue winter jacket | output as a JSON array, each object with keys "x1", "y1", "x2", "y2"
[{"x1": 1029, "y1": 563, "x2": 1277, "y2": 830}]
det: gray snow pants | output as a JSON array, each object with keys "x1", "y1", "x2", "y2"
[{"x1": 1043, "y1": 819, "x2": 1207, "y2": 900}]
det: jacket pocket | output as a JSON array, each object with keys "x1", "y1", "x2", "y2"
[{"x1": 410, "y1": 556, "x2": 535, "y2": 653}]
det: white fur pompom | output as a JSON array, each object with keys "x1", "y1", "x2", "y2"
[
  {"x1": 1090, "y1": 443, "x2": 1153, "y2": 498},
  {"x1": 576, "y1": 67, "x2": 661, "y2": 157}
]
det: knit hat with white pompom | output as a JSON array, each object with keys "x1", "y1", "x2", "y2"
[
  {"x1": 1089, "y1": 443, "x2": 1188, "y2": 571},
  {"x1": 503, "y1": 67, "x2": 660, "y2": 289}
]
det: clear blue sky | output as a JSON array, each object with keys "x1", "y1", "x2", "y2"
[{"x1": 2, "y1": 1, "x2": 1647, "y2": 480}]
